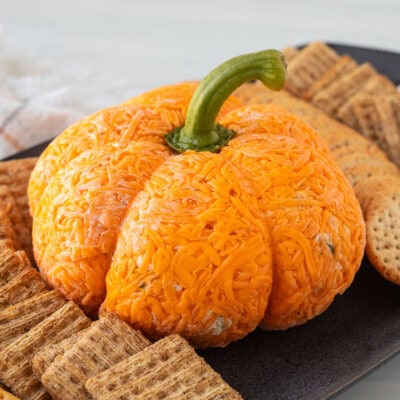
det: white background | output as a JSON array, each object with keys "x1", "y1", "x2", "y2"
[{"x1": 1, "y1": 1, "x2": 400, "y2": 399}]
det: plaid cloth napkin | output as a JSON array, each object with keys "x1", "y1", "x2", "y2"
[{"x1": 0, "y1": 30, "x2": 138, "y2": 159}]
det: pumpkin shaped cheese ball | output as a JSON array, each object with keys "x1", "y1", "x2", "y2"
[{"x1": 29, "y1": 50, "x2": 365, "y2": 348}]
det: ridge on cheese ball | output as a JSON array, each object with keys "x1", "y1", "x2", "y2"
[
  {"x1": 220, "y1": 105, "x2": 365, "y2": 329},
  {"x1": 103, "y1": 152, "x2": 273, "y2": 348},
  {"x1": 32, "y1": 140, "x2": 170, "y2": 311}
]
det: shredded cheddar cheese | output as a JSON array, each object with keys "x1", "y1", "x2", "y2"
[
  {"x1": 29, "y1": 82, "x2": 365, "y2": 347},
  {"x1": 104, "y1": 152, "x2": 273, "y2": 347}
]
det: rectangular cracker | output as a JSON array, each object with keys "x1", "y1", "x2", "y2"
[
  {"x1": 0, "y1": 158, "x2": 37, "y2": 193},
  {"x1": 32, "y1": 331, "x2": 86, "y2": 379},
  {"x1": 282, "y1": 46, "x2": 299, "y2": 63},
  {"x1": 361, "y1": 73, "x2": 399, "y2": 95},
  {"x1": 0, "y1": 185, "x2": 33, "y2": 263},
  {"x1": 0, "y1": 157, "x2": 37, "y2": 261},
  {"x1": 304, "y1": 55, "x2": 358, "y2": 101},
  {"x1": 349, "y1": 94, "x2": 400, "y2": 166},
  {"x1": 0, "y1": 267, "x2": 47, "y2": 311},
  {"x1": 0, "y1": 248, "x2": 33, "y2": 287},
  {"x1": 311, "y1": 63, "x2": 376, "y2": 116},
  {"x1": 0, "y1": 211, "x2": 18, "y2": 248},
  {"x1": 0, "y1": 301, "x2": 91, "y2": 400},
  {"x1": 352, "y1": 95, "x2": 384, "y2": 140},
  {"x1": 337, "y1": 74, "x2": 399, "y2": 129},
  {"x1": 284, "y1": 41, "x2": 340, "y2": 98},
  {"x1": 0, "y1": 290, "x2": 65, "y2": 350},
  {"x1": 85, "y1": 334, "x2": 243, "y2": 400},
  {"x1": 372, "y1": 95, "x2": 400, "y2": 164},
  {"x1": 0, "y1": 186, "x2": 24, "y2": 251},
  {"x1": 40, "y1": 313, "x2": 150, "y2": 400}
]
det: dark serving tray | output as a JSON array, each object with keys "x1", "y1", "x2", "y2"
[{"x1": 6, "y1": 43, "x2": 400, "y2": 400}]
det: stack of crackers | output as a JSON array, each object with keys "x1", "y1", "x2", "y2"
[
  {"x1": 235, "y1": 57, "x2": 400, "y2": 288},
  {"x1": 0, "y1": 158, "x2": 37, "y2": 263},
  {"x1": 0, "y1": 160, "x2": 242, "y2": 400},
  {"x1": 282, "y1": 41, "x2": 400, "y2": 167}
]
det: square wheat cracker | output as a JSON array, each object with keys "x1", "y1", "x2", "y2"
[
  {"x1": 40, "y1": 313, "x2": 150, "y2": 400},
  {"x1": 311, "y1": 63, "x2": 376, "y2": 116},
  {"x1": 337, "y1": 74, "x2": 399, "y2": 130},
  {"x1": 0, "y1": 211, "x2": 18, "y2": 249},
  {"x1": 0, "y1": 157, "x2": 38, "y2": 260},
  {"x1": 0, "y1": 267, "x2": 47, "y2": 311},
  {"x1": 0, "y1": 290, "x2": 66, "y2": 351},
  {"x1": 284, "y1": 41, "x2": 340, "y2": 97},
  {"x1": 86, "y1": 334, "x2": 243, "y2": 400},
  {"x1": 349, "y1": 94, "x2": 400, "y2": 166},
  {"x1": 0, "y1": 186, "x2": 25, "y2": 252},
  {"x1": 32, "y1": 331, "x2": 85, "y2": 379},
  {"x1": 282, "y1": 46, "x2": 299, "y2": 63},
  {"x1": 0, "y1": 249, "x2": 33, "y2": 288},
  {"x1": 0, "y1": 301, "x2": 91, "y2": 400},
  {"x1": 304, "y1": 55, "x2": 358, "y2": 101}
]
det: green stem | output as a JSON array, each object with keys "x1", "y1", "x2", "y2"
[{"x1": 165, "y1": 49, "x2": 287, "y2": 153}]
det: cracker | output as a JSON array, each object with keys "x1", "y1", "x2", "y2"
[
  {"x1": 351, "y1": 95, "x2": 386, "y2": 140},
  {"x1": 0, "y1": 211, "x2": 18, "y2": 249},
  {"x1": 337, "y1": 75, "x2": 399, "y2": 130},
  {"x1": 233, "y1": 82, "x2": 278, "y2": 107},
  {"x1": 354, "y1": 176, "x2": 400, "y2": 214},
  {"x1": 236, "y1": 81, "x2": 334, "y2": 126},
  {"x1": 0, "y1": 267, "x2": 47, "y2": 311},
  {"x1": 350, "y1": 94, "x2": 400, "y2": 166},
  {"x1": 0, "y1": 248, "x2": 33, "y2": 287},
  {"x1": 0, "y1": 387, "x2": 20, "y2": 400},
  {"x1": 0, "y1": 157, "x2": 37, "y2": 261},
  {"x1": 0, "y1": 301, "x2": 91, "y2": 400},
  {"x1": 0, "y1": 158, "x2": 37, "y2": 195},
  {"x1": 0, "y1": 239, "x2": 14, "y2": 254},
  {"x1": 0, "y1": 290, "x2": 65, "y2": 350},
  {"x1": 32, "y1": 330, "x2": 87, "y2": 379},
  {"x1": 336, "y1": 152, "x2": 384, "y2": 172},
  {"x1": 364, "y1": 184, "x2": 400, "y2": 286},
  {"x1": 328, "y1": 130, "x2": 379, "y2": 153},
  {"x1": 304, "y1": 55, "x2": 358, "y2": 101},
  {"x1": 311, "y1": 63, "x2": 376, "y2": 117},
  {"x1": 330, "y1": 137, "x2": 389, "y2": 164},
  {"x1": 0, "y1": 186, "x2": 24, "y2": 251},
  {"x1": 363, "y1": 73, "x2": 399, "y2": 95},
  {"x1": 284, "y1": 41, "x2": 340, "y2": 98},
  {"x1": 341, "y1": 159, "x2": 400, "y2": 187},
  {"x1": 85, "y1": 334, "x2": 242, "y2": 400},
  {"x1": 375, "y1": 96, "x2": 400, "y2": 164},
  {"x1": 282, "y1": 46, "x2": 299, "y2": 63},
  {"x1": 40, "y1": 313, "x2": 150, "y2": 400}
]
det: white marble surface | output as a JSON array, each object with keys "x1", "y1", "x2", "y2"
[{"x1": 1, "y1": 1, "x2": 400, "y2": 399}]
